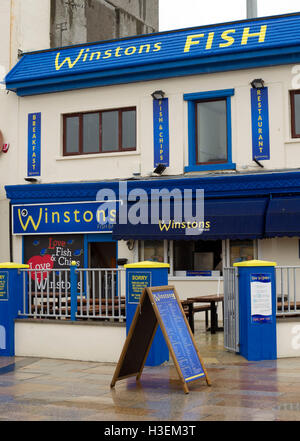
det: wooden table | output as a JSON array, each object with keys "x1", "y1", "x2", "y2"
[{"x1": 186, "y1": 294, "x2": 224, "y2": 334}]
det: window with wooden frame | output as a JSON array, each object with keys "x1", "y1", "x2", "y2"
[
  {"x1": 63, "y1": 107, "x2": 136, "y2": 156},
  {"x1": 290, "y1": 90, "x2": 300, "y2": 138}
]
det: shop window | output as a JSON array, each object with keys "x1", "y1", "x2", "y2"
[
  {"x1": 229, "y1": 239, "x2": 255, "y2": 266},
  {"x1": 290, "y1": 90, "x2": 300, "y2": 138},
  {"x1": 173, "y1": 240, "x2": 223, "y2": 276},
  {"x1": 63, "y1": 107, "x2": 136, "y2": 156},
  {"x1": 184, "y1": 89, "x2": 236, "y2": 172},
  {"x1": 139, "y1": 240, "x2": 165, "y2": 263}
]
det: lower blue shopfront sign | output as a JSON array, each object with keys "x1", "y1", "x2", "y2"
[{"x1": 12, "y1": 201, "x2": 116, "y2": 235}]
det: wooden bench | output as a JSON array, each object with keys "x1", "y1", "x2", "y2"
[
  {"x1": 181, "y1": 299, "x2": 211, "y2": 334},
  {"x1": 31, "y1": 295, "x2": 126, "y2": 319}
]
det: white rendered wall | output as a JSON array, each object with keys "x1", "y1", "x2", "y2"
[{"x1": 15, "y1": 320, "x2": 126, "y2": 363}]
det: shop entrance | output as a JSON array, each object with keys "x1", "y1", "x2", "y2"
[{"x1": 88, "y1": 242, "x2": 117, "y2": 268}]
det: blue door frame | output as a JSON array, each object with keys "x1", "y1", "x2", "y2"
[{"x1": 84, "y1": 233, "x2": 118, "y2": 268}]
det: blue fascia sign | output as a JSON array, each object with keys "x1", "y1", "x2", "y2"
[
  {"x1": 12, "y1": 201, "x2": 116, "y2": 235},
  {"x1": 6, "y1": 14, "x2": 300, "y2": 95}
]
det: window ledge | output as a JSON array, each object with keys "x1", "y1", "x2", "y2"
[
  {"x1": 56, "y1": 151, "x2": 140, "y2": 161},
  {"x1": 285, "y1": 139, "x2": 300, "y2": 144},
  {"x1": 184, "y1": 163, "x2": 236, "y2": 172}
]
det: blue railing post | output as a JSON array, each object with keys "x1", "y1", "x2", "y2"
[{"x1": 70, "y1": 262, "x2": 77, "y2": 321}]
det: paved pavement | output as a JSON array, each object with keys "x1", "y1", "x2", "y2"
[{"x1": 1, "y1": 321, "x2": 300, "y2": 422}]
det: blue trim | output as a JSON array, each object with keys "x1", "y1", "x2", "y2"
[
  {"x1": 184, "y1": 163, "x2": 236, "y2": 172},
  {"x1": 185, "y1": 89, "x2": 235, "y2": 172},
  {"x1": 84, "y1": 233, "x2": 118, "y2": 269},
  {"x1": 184, "y1": 89, "x2": 235, "y2": 100},
  {"x1": 7, "y1": 170, "x2": 300, "y2": 203}
]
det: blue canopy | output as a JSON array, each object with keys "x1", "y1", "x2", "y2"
[
  {"x1": 265, "y1": 196, "x2": 300, "y2": 237},
  {"x1": 112, "y1": 197, "x2": 268, "y2": 241}
]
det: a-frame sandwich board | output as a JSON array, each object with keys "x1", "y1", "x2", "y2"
[{"x1": 111, "y1": 285, "x2": 211, "y2": 394}]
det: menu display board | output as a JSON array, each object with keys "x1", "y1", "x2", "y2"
[
  {"x1": 152, "y1": 288, "x2": 205, "y2": 383},
  {"x1": 111, "y1": 285, "x2": 210, "y2": 393}
]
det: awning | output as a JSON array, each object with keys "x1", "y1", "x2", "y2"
[
  {"x1": 265, "y1": 196, "x2": 300, "y2": 237},
  {"x1": 112, "y1": 197, "x2": 268, "y2": 241}
]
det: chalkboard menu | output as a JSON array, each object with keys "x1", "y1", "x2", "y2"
[{"x1": 111, "y1": 285, "x2": 210, "y2": 393}]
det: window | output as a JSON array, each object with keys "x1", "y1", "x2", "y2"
[
  {"x1": 173, "y1": 240, "x2": 223, "y2": 276},
  {"x1": 196, "y1": 99, "x2": 227, "y2": 164},
  {"x1": 137, "y1": 239, "x2": 256, "y2": 278},
  {"x1": 290, "y1": 90, "x2": 300, "y2": 138},
  {"x1": 139, "y1": 240, "x2": 165, "y2": 263},
  {"x1": 63, "y1": 107, "x2": 136, "y2": 156},
  {"x1": 184, "y1": 89, "x2": 235, "y2": 172},
  {"x1": 229, "y1": 240, "x2": 255, "y2": 266}
]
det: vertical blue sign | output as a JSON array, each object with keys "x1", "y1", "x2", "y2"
[
  {"x1": 153, "y1": 98, "x2": 170, "y2": 167},
  {"x1": 28, "y1": 112, "x2": 41, "y2": 176},
  {"x1": 251, "y1": 87, "x2": 270, "y2": 160},
  {"x1": 0, "y1": 272, "x2": 8, "y2": 301}
]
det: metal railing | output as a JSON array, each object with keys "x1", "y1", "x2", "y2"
[
  {"x1": 223, "y1": 267, "x2": 239, "y2": 352},
  {"x1": 276, "y1": 266, "x2": 300, "y2": 317},
  {"x1": 19, "y1": 267, "x2": 126, "y2": 321}
]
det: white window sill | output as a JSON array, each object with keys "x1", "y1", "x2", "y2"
[
  {"x1": 56, "y1": 151, "x2": 140, "y2": 161},
  {"x1": 285, "y1": 139, "x2": 300, "y2": 144}
]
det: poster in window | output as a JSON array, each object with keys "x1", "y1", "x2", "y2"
[{"x1": 23, "y1": 235, "x2": 84, "y2": 291}]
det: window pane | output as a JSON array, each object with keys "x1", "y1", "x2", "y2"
[
  {"x1": 102, "y1": 111, "x2": 118, "y2": 151},
  {"x1": 144, "y1": 240, "x2": 164, "y2": 262},
  {"x1": 65, "y1": 116, "x2": 79, "y2": 153},
  {"x1": 83, "y1": 113, "x2": 99, "y2": 153},
  {"x1": 196, "y1": 100, "x2": 227, "y2": 163},
  {"x1": 174, "y1": 240, "x2": 222, "y2": 275},
  {"x1": 230, "y1": 240, "x2": 254, "y2": 266},
  {"x1": 122, "y1": 110, "x2": 136, "y2": 149},
  {"x1": 294, "y1": 93, "x2": 300, "y2": 135}
]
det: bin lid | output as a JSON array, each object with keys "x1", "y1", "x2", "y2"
[
  {"x1": 233, "y1": 259, "x2": 276, "y2": 267},
  {"x1": 124, "y1": 260, "x2": 170, "y2": 269},
  {"x1": 0, "y1": 262, "x2": 30, "y2": 269}
]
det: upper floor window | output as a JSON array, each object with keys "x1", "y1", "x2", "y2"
[
  {"x1": 63, "y1": 107, "x2": 136, "y2": 156},
  {"x1": 195, "y1": 98, "x2": 227, "y2": 164},
  {"x1": 290, "y1": 90, "x2": 300, "y2": 138},
  {"x1": 184, "y1": 89, "x2": 235, "y2": 172}
]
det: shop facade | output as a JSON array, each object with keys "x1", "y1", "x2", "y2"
[{"x1": 4, "y1": 12, "x2": 300, "y2": 300}]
